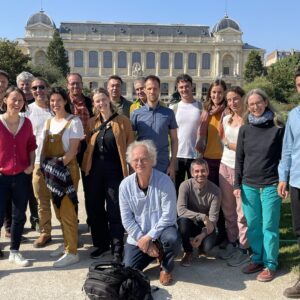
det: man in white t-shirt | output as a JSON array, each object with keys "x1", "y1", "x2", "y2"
[
  {"x1": 26, "y1": 78, "x2": 54, "y2": 248},
  {"x1": 170, "y1": 74, "x2": 202, "y2": 194}
]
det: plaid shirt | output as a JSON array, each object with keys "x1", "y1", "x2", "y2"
[{"x1": 69, "y1": 94, "x2": 90, "y2": 133}]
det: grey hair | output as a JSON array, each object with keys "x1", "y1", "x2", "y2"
[
  {"x1": 16, "y1": 71, "x2": 34, "y2": 84},
  {"x1": 134, "y1": 77, "x2": 145, "y2": 87},
  {"x1": 126, "y1": 140, "x2": 157, "y2": 167},
  {"x1": 243, "y1": 88, "x2": 284, "y2": 128}
]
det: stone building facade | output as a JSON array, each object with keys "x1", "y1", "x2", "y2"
[{"x1": 18, "y1": 10, "x2": 264, "y2": 100}]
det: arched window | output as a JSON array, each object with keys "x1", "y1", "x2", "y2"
[
  {"x1": 146, "y1": 52, "x2": 155, "y2": 69},
  {"x1": 74, "y1": 50, "x2": 83, "y2": 67},
  {"x1": 174, "y1": 52, "x2": 183, "y2": 69},
  {"x1": 202, "y1": 53, "x2": 211, "y2": 70},
  {"x1": 160, "y1": 52, "x2": 169, "y2": 69},
  {"x1": 188, "y1": 53, "x2": 197, "y2": 69},
  {"x1": 132, "y1": 52, "x2": 141, "y2": 64},
  {"x1": 118, "y1": 51, "x2": 127, "y2": 68},
  {"x1": 89, "y1": 51, "x2": 98, "y2": 68},
  {"x1": 222, "y1": 54, "x2": 234, "y2": 76}
]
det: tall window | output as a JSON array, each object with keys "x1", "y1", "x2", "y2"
[
  {"x1": 174, "y1": 52, "x2": 183, "y2": 69},
  {"x1": 89, "y1": 51, "x2": 98, "y2": 68},
  {"x1": 202, "y1": 53, "x2": 211, "y2": 69},
  {"x1": 146, "y1": 52, "x2": 155, "y2": 69},
  {"x1": 103, "y1": 51, "x2": 112, "y2": 68},
  {"x1": 132, "y1": 52, "x2": 141, "y2": 64},
  {"x1": 160, "y1": 52, "x2": 169, "y2": 69},
  {"x1": 188, "y1": 53, "x2": 197, "y2": 69},
  {"x1": 74, "y1": 50, "x2": 83, "y2": 67},
  {"x1": 118, "y1": 51, "x2": 127, "y2": 68}
]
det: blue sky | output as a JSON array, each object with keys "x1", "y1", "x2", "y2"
[{"x1": 0, "y1": 0, "x2": 298, "y2": 55}]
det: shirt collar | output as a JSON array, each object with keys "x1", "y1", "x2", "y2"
[{"x1": 145, "y1": 102, "x2": 160, "y2": 111}]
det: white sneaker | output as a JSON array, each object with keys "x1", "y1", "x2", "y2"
[
  {"x1": 9, "y1": 251, "x2": 30, "y2": 267},
  {"x1": 53, "y1": 253, "x2": 79, "y2": 268},
  {"x1": 49, "y1": 244, "x2": 65, "y2": 258}
]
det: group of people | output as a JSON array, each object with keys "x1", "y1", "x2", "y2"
[{"x1": 0, "y1": 67, "x2": 300, "y2": 298}]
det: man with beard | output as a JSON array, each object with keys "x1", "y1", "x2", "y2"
[
  {"x1": 107, "y1": 75, "x2": 131, "y2": 118},
  {"x1": 177, "y1": 158, "x2": 221, "y2": 267}
]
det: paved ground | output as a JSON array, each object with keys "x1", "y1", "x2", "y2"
[{"x1": 0, "y1": 182, "x2": 297, "y2": 300}]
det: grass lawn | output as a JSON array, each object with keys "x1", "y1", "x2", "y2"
[{"x1": 279, "y1": 198, "x2": 300, "y2": 273}]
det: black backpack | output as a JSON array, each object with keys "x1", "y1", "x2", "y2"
[{"x1": 83, "y1": 261, "x2": 153, "y2": 300}]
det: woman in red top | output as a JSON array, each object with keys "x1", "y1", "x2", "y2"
[{"x1": 0, "y1": 87, "x2": 37, "y2": 266}]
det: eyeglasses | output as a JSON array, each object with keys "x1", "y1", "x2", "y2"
[
  {"x1": 132, "y1": 157, "x2": 149, "y2": 165},
  {"x1": 32, "y1": 85, "x2": 46, "y2": 91}
]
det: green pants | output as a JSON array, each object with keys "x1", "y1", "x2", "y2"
[{"x1": 241, "y1": 184, "x2": 281, "y2": 271}]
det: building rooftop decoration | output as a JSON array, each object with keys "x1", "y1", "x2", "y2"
[
  {"x1": 212, "y1": 15, "x2": 241, "y2": 33},
  {"x1": 26, "y1": 10, "x2": 55, "y2": 28}
]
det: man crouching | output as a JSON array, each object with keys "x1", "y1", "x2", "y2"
[{"x1": 119, "y1": 140, "x2": 180, "y2": 286}]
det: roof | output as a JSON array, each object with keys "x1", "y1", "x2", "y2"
[
  {"x1": 59, "y1": 22, "x2": 210, "y2": 37},
  {"x1": 212, "y1": 15, "x2": 241, "y2": 33},
  {"x1": 26, "y1": 10, "x2": 55, "y2": 28}
]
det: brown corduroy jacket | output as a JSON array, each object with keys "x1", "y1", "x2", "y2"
[{"x1": 81, "y1": 114, "x2": 134, "y2": 177}]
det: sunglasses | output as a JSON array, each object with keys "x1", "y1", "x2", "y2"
[{"x1": 32, "y1": 85, "x2": 46, "y2": 91}]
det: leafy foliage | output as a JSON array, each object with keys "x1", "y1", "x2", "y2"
[
  {"x1": 244, "y1": 50, "x2": 264, "y2": 83},
  {"x1": 267, "y1": 53, "x2": 300, "y2": 102},
  {"x1": 46, "y1": 30, "x2": 70, "y2": 77},
  {"x1": 244, "y1": 77, "x2": 275, "y2": 99},
  {"x1": 0, "y1": 39, "x2": 31, "y2": 85}
]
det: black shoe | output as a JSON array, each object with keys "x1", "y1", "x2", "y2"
[
  {"x1": 0, "y1": 249, "x2": 3, "y2": 258},
  {"x1": 90, "y1": 247, "x2": 110, "y2": 259},
  {"x1": 112, "y1": 253, "x2": 122, "y2": 264}
]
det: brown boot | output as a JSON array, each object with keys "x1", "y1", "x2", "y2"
[
  {"x1": 159, "y1": 270, "x2": 173, "y2": 286},
  {"x1": 33, "y1": 234, "x2": 52, "y2": 248}
]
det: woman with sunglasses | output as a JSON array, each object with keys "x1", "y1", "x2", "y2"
[{"x1": 0, "y1": 87, "x2": 37, "y2": 266}]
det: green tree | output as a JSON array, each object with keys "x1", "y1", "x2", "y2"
[
  {"x1": 267, "y1": 53, "x2": 300, "y2": 102},
  {"x1": 0, "y1": 39, "x2": 31, "y2": 85},
  {"x1": 30, "y1": 63, "x2": 66, "y2": 87},
  {"x1": 243, "y1": 77, "x2": 275, "y2": 100},
  {"x1": 46, "y1": 30, "x2": 70, "y2": 77},
  {"x1": 244, "y1": 50, "x2": 264, "y2": 83}
]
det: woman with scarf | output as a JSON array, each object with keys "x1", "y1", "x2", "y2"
[
  {"x1": 82, "y1": 88, "x2": 134, "y2": 262},
  {"x1": 195, "y1": 79, "x2": 227, "y2": 246},
  {"x1": 234, "y1": 88, "x2": 284, "y2": 282}
]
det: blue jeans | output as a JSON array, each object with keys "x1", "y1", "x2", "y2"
[
  {"x1": 0, "y1": 173, "x2": 31, "y2": 250},
  {"x1": 123, "y1": 226, "x2": 181, "y2": 273},
  {"x1": 241, "y1": 184, "x2": 281, "y2": 271}
]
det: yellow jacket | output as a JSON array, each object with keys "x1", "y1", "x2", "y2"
[{"x1": 81, "y1": 114, "x2": 135, "y2": 177}]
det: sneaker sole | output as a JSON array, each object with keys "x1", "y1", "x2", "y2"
[{"x1": 227, "y1": 257, "x2": 250, "y2": 267}]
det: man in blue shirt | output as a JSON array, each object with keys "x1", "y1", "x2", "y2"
[
  {"x1": 130, "y1": 75, "x2": 178, "y2": 180},
  {"x1": 278, "y1": 68, "x2": 300, "y2": 299},
  {"x1": 119, "y1": 140, "x2": 180, "y2": 286}
]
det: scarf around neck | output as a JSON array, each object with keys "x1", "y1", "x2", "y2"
[{"x1": 248, "y1": 109, "x2": 274, "y2": 125}]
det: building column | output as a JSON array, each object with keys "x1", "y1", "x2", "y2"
[
  {"x1": 141, "y1": 51, "x2": 146, "y2": 72},
  {"x1": 98, "y1": 51, "x2": 102, "y2": 76},
  {"x1": 127, "y1": 51, "x2": 132, "y2": 76},
  {"x1": 197, "y1": 52, "x2": 202, "y2": 77},
  {"x1": 113, "y1": 51, "x2": 117, "y2": 74},
  {"x1": 215, "y1": 50, "x2": 221, "y2": 77},
  {"x1": 169, "y1": 52, "x2": 173, "y2": 77},
  {"x1": 68, "y1": 50, "x2": 74, "y2": 69},
  {"x1": 155, "y1": 52, "x2": 160, "y2": 76},
  {"x1": 183, "y1": 52, "x2": 188, "y2": 74}
]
